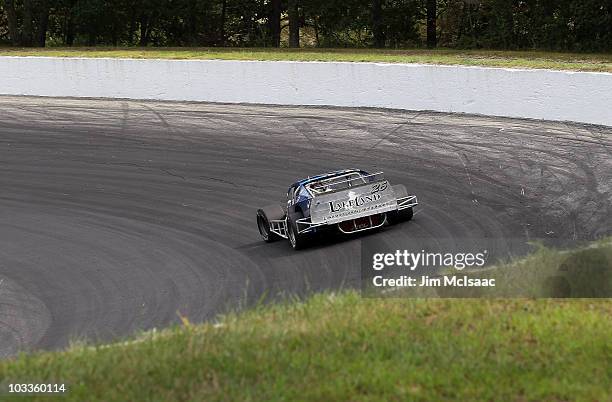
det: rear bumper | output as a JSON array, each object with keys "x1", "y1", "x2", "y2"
[{"x1": 337, "y1": 213, "x2": 387, "y2": 234}]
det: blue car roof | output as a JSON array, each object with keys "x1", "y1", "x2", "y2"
[{"x1": 294, "y1": 169, "x2": 363, "y2": 187}]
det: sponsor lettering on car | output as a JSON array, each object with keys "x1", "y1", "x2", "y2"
[{"x1": 329, "y1": 191, "x2": 382, "y2": 212}]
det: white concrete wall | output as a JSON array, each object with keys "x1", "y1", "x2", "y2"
[{"x1": 1, "y1": 56, "x2": 610, "y2": 126}]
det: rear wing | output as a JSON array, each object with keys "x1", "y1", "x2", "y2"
[{"x1": 309, "y1": 176, "x2": 398, "y2": 225}]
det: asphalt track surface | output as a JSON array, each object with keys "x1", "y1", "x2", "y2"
[{"x1": 0, "y1": 96, "x2": 610, "y2": 357}]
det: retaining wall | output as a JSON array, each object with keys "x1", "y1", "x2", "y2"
[{"x1": 1, "y1": 56, "x2": 610, "y2": 126}]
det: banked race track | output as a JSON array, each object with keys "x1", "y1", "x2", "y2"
[{"x1": 0, "y1": 96, "x2": 610, "y2": 357}]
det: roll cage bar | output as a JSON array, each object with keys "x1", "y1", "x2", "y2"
[{"x1": 303, "y1": 171, "x2": 384, "y2": 197}]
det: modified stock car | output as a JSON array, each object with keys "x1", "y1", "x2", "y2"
[{"x1": 256, "y1": 169, "x2": 418, "y2": 249}]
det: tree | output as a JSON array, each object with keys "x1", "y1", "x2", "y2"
[
  {"x1": 385, "y1": 0, "x2": 420, "y2": 47},
  {"x1": 269, "y1": 0, "x2": 281, "y2": 47},
  {"x1": 371, "y1": 0, "x2": 385, "y2": 47},
  {"x1": 288, "y1": 0, "x2": 299, "y2": 47},
  {"x1": 22, "y1": 0, "x2": 35, "y2": 46},
  {"x1": 426, "y1": 0, "x2": 436, "y2": 47},
  {"x1": 36, "y1": 0, "x2": 50, "y2": 46},
  {"x1": 0, "y1": 0, "x2": 609, "y2": 50},
  {"x1": 220, "y1": 0, "x2": 227, "y2": 44},
  {"x1": 3, "y1": 0, "x2": 20, "y2": 45},
  {"x1": 2, "y1": 0, "x2": 50, "y2": 46}
]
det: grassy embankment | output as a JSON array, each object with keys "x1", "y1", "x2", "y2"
[
  {"x1": 0, "y1": 239, "x2": 610, "y2": 401},
  {"x1": 1, "y1": 47, "x2": 611, "y2": 73}
]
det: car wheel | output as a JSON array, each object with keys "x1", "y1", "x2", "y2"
[
  {"x1": 287, "y1": 217, "x2": 308, "y2": 250},
  {"x1": 392, "y1": 206, "x2": 414, "y2": 222},
  {"x1": 257, "y1": 205, "x2": 285, "y2": 243}
]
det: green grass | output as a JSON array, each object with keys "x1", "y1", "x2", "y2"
[
  {"x1": 1, "y1": 47, "x2": 612, "y2": 72},
  {"x1": 0, "y1": 241, "x2": 610, "y2": 401}
]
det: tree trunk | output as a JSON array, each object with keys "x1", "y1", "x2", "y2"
[
  {"x1": 22, "y1": 0, "x2": 35, "y2": 46},
  {"x1": 371, "y1": 0, "x2": 385, "y2": 48},
  {"x1": 426, "y1": 0, "x2": 436, "y2": 48},
  {"x1": 111, "y1": 23, "x2": 118, "y2": 46},
  {"x1": 220, "y1": 0, "x2": 227, "y2": 45},
  {"x1": 269, "y1": 0, "x2": 281, "y2": 47},
  {"x1": 66, "y1": 14, "x2": 75, "y2": 46},
  {"x1": 128, "y1": 6, "x2": 137, "y2": 45},
  {"x1": 3, "y1": 0, "x2": 20, "y2": 45},
  {"x1": 188, "y1": 0, "x2": 197, "y2": 45},
  {"x1": 139, "y1": 15, "x2": 150, "y2": 46},
  {"x1": 37, "y1": 0, "x2": 50, "y2": 47},
  {"x1": 288, "y1": 0, "x2": 299, "y2": 48}
]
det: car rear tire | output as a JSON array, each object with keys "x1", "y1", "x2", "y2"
[
  {"x1": 388, "y1": 184, "x2": 414, "y2": 224},
  {"x1": 389, "y1": 207, "x2": 414, "y2": 223},
  {"x1": 257, "y1": 205, "x2": 285, "y2": 242},
  {"x1": 287, "y1": 214, "x2": 309, "y2": 250}
]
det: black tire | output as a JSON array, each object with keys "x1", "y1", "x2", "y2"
[
  {"x1": 257, "y1": 204, "x2": 285, "y2": 243},
  {"x1": 388, "y1": 184, "x2": 414, "y2": 224},
  {"x1": 287, "y1": 213, "x2": 309, "y2": 250}
]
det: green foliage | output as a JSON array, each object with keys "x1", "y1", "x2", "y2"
[
  {"x1": 0, "y1": 0, "x2": 610, "y2": 50},
  {"x1": 0, "y1": 296, "x2": 610, "y2": 401},
  {"x1": 384, "y1": 0, "x2": 421, "y2": 47},
  {"x1": 439, "y1": 0, "x2": 612, "y2": 51}
]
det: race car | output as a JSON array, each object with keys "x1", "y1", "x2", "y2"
[{"x1": 256, "y1": 169, "x2": 418, "y2": 249}]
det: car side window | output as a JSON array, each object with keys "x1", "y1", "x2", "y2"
[{"x1": 296, "y1": 186, "x2": 309, "y2": 202}]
